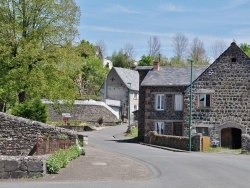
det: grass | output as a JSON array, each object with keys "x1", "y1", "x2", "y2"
[
  {"x1": 126, "y1": 127, "x2": 138, "y2": 138},
  {"x1": 205, "y1": 147, "x2": 242, "y2": 153}
]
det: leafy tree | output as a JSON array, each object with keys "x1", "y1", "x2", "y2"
[
  {"x1": 240, "y1": 43, "x2": 250, "y2": 57},
  {"x1": 138, "y1": 55, "x2": 153, "y2": 66},
  {"x1": 0, "y1": 0, "x2": 81, "y2": 109},
  {"x1": 11, "y1": 98, "x2": 48, "y2": 123},
  {"x1": 110, "y1": 50, "x2": 132, "y2": 68},
  {"x1": 76, "y1": 57, "x2": 108, "y2": 99},
  {"x1": 77, "y1": 40, "x2": 96, "y2": 58}
]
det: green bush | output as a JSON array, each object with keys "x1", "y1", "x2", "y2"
[
  {"x1": 46, "y1": 145, "x2": 81, "y2": 174},
  {"x1": 11, "y1": 98, "x2": 48, "y2": 123}
]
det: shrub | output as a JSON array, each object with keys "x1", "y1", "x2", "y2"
[
  {"x1": 97, "y1": 116, "x2": 103, "y2": 125},
  {"x1": 46, "y1": 145, "x2": 81, "y2": 174},
  {"x1": 11, "y1": 98, "x2": 48, "y2": 123}
]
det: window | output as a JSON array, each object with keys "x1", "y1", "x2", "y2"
[
  {"x1": 196, "y1": 127, "x2": 208, "y2": 136},
  {"x1": 155, "y1": 122, "x2": 164, "y2": 135},
  {"x1": 133, "y1": 105, "x2": 138, "y2": 111},
  {"x1": 173, "y1": 122, "x2": 182, "y2": 136},
  {"x1": 156, "y1": 94, "x2": 164, "y2": 110},
  {"x1": 133, "y1": 93, "x2": 138, "y2": 100},
  {"x1": 175, "y1": 94, "x2": 183, "y2": 111},
  {"x1": 199, "y1": 94, "x2": 211, "y2": 108}
]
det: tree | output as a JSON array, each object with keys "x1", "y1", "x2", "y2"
[
  {"x1": 172, "y1": 33, "x2": 188, "y2": 61},
  {"x1": 210, "y1": 40, "x2": 227, "y2": 60},
  {"x1": 138, "y1": 55, "x2": 153, "y2": 66},
  {"x1": 0, "y1": 0, "x2": 81, "y2": 109},
  {"x1": 189, "y1": 37, "x2": 208, "y2": 64},
  {"x1": 77, "y1": 40, "x2": 96, "y2": 58},
  {"x1": 95, "y1": 40, "x2": 107, "y2": 60},
  {"x1": 240, "y1": 43, "x2": 250, "y2": 57},
  {"x1": 148, "y1": 36, "x2": 161, "y2": 60},
  {"x1": 11, "y1": 98, "x2": 48, "y2": 123},
  {"x1": 110, "y1": 49, "x2": 132, "y2": 68},
  {"x1": 78, "y1": 57, "x2": 108, "y2": 99}
]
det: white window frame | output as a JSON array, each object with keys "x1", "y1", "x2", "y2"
[
  {"x1": 198, "y1": 94, "x2": 211, "y2": 108},
  {"x1": 156, "y1": 94, "x2": 164, "y2": 110},
  {"x1": 133, "y1": 93, "x2": 138, "y2": 100},
  {"x1": 155, "y1": 122, "x2": 164, "y2": 135},
  {"x1": 174, "y1": 94, "x2": 183, "y2": 111},
  {"x1": 133, "y1": 105, "x2": 138, "y2": 111}
]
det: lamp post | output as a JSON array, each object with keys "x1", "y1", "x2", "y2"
[
  {"x1": 127, "y1": 83, "x2": 131, "y2": 127},
  {"x1": 187, "y1": 58, "x2": 193, "y2": 151}
]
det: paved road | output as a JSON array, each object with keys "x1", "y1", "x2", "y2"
[{"x1": 1, "y1": 124, "x2": 250, "y2": 188}]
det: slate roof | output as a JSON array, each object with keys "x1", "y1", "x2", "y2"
[
  {"x1": 113, "y1": 67, "x2": 139, "y2": 91},
  {"x1": 141, "y1": 66, "x2": 208, "y2": 86}
]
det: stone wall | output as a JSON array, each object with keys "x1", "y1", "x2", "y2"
[
  {"x1": 144, "y1": 86, "x2": 187, "y2": 135},
  {"x1": 144, "y1": 131, "x2": 202, "y2": 151},
  {"x1": 137, "y1": 68, "x2": 151, "y2": 141},
  {"x1": 0, "y1": 112, "x2": 77, "y2": 156},
  {"x1": 242, "y1": 134, "x2": 250, "y2": 152},
  {"x1": 183, "y1": 43, "x2": 250, "y2": 151},
  {"x1": 0, "y1": 155, "x2": 46, "y2": 179},
  {"x1": 46, "y1": 101, "x2": 119, "y2": 126}
]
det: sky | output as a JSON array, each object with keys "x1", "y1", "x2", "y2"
[{"x1": 75, "y1": 0, "x2": 250, "y2": 61}]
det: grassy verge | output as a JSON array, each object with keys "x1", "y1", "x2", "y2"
[
  {"x1": 125, "y1": 128, "x2": 138, "y2": 138},
  {"x1": 204, "y1": 147, "x2": 242, "y2": 153}
]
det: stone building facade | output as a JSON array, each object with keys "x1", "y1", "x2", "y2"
[
  {"x1": 100, "y1": 67, "x2": 139, "y2": 120},
  {"x1": 183, "y1": 42, "x2": 250, "y2": 149},
  {"x1": 137, "y1": 42, "x2": 250, "y2": 151}
]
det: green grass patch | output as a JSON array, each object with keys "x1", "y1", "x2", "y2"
[
  {"x1": 46, "y1": 145, "x2": 81, "y2": 174},
  {"x1": 205, "y1": 147, "x2": 242, "y2": 153},
  {"x1": 126, "y1": 128, "x2": 138, "y2": 138}
]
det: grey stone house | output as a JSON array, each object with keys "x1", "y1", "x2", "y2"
[
  {"x1": 137, "y1": 42, "x2": 250, "y2": 150},
  {"x1": 100, "y1": 67, "x2": 139, "y2": 120}
]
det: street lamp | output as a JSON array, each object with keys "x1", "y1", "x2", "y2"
[
  {"x1": 187, "y1": 58, "x2": 193, "y2": 151},
  {"x1": 127, "y1": 83, "x2": 131, "y2": 127}
]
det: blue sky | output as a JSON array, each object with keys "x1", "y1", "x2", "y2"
[{"x1": 76, "y1": 0, "x2": 250, "y2": 61}]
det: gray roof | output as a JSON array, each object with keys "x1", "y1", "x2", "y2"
[
  {"x1": 141, "y1": 66, "x2": 208, "y2": 86},
  {"x1": 135, "y1": 66, "x2": 152, "y2": 70},
  {"x1": 113, "y1": 67, "x2": 139, "y2": 91}
]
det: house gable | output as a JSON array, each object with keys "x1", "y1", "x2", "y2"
[{"x1": 183, "y1": 42, "x2": 250, "y2": 147}]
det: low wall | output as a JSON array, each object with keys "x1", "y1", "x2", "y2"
[
  {"x1": 0, "y1": 112, "x2": 77, "y2": 156},
  {"x1": 242, "y1": 134, "x2": 250, "y2": 152},
  {"x1": 0, "y1": 155, "x2": 47, "y2": 179},
  {"x1": 144, "y1": 131, "x2": 202, "y2": 151},
  {"x1": 45, "y1": 100, "x2": 119, "y2": 125}
]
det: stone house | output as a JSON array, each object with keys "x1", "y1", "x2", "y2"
[
  {"x1": 137, "y1": 42, "x2": 250, "y2": 150},
  {"x1": 100, "y1": 67, "x2": 139, "y2": 120}
]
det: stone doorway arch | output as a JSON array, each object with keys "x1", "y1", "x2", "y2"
[
  {"x1": 218, "y1": 122, "x2": 246, "y2": 149},
  {"x1": 221, "y1": 128, "x2": 241, "y2": 149}
]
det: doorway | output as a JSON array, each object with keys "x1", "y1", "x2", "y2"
[{"x1": 221, "y1": 128, "x2": 241, "y2": 149}]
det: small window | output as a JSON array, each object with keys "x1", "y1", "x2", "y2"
[
  {"x1": 231, "y1": 58, "x2": 236, "y2": 63},
  {"x1": 133, "y1": 93, "x2": 138, "y2": 100},
  {"x1": 173, "y1": 122, "x2": 182, "y2": 136},
  {"x1": 196, "y1": 127, "x2": 208, "y2": 136},
  {"x1": 199, "y1": 94, "x2": 211, "y2": 108},
  {"x1": 156, "y1": 94, "x2": 164, "y2": 110},
  {"x1": 175, "y1": 94, "x2": 183, "y2": 111},
  {"x1": 133, "y1": 105, "x2": 138, "y2": 111},
  {"x1": 155, "y1": 122, "x2": 164, "y2": 135}
]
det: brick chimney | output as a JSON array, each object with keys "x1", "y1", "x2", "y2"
[{"x1": 153, "y1": 61, "x2": 160, "y2": 71}]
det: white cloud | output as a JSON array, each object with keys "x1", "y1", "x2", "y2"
[
  {"x1": 101, "y1": 4, "x2": 146, "y2": 15},
  {"x1": 78, "y1": 25, "x2": 174, "y2": 37},
  {"x1": 159, "y1": 3, "x2": 186, "y2": 12}
]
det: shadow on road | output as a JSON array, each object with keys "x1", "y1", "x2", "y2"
[{"x1": 105, "y1": 137, "x2": 139, "y2": 144}]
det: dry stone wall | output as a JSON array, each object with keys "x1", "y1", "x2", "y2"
[
  {"x1": 0, "y1": 155, "x2": 46, "y2": 179},
  {"x1": 0, "y1": 112, "x2": 77, "y2": 156}
]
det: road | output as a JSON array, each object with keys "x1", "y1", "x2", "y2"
[{"x1": 1, "y1": 124, "x2": 250, "y2": 188}]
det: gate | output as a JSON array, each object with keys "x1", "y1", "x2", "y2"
[{"x1": 202, "y1": 136, "x2": 210, "y2": 152}]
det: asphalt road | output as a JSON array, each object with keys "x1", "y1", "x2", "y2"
[{"x1": 1, "y1": 124, "x2": 250, "y2": 188}]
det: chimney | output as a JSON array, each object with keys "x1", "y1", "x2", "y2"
[{"x1": 153, "y1": 61, "x2": 160, "y2": 71}]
